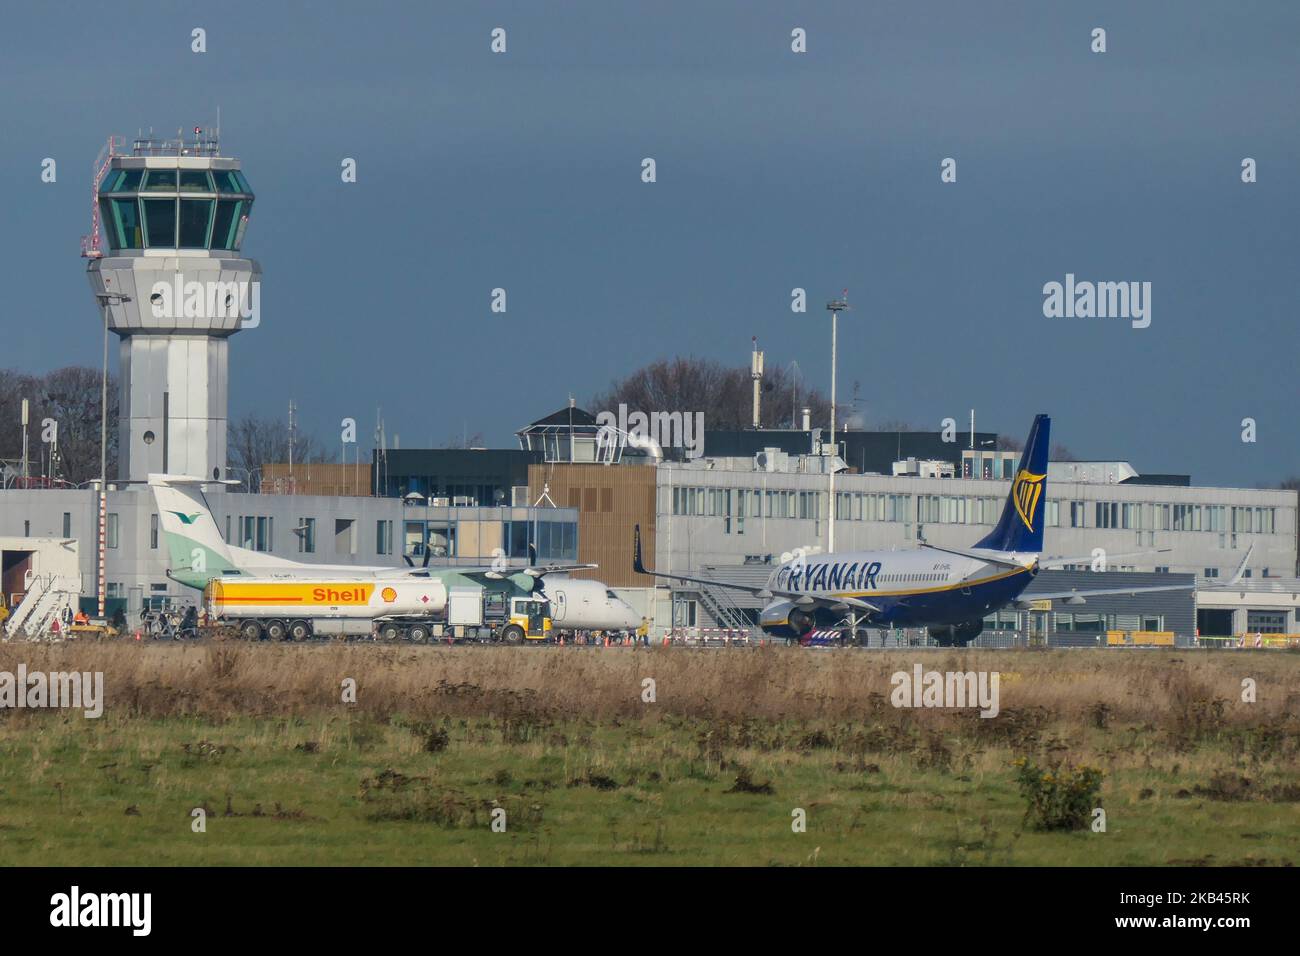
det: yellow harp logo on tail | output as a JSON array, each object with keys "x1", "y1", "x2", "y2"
[{"x1": 1012, "y1": 469, "x2": 1046, "y2": 532}]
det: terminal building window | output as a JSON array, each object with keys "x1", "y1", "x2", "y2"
[
  {"x1": 240, "y1": 516, "x2": 272, "y2": 552},
  {"x1": 335, "y1": 519, "x2": 356, "y2": 555},
  {"x1": 298, "y1": 517, "x2": 316, "y2": 553},
  {"x1": 1055, "y1": 612, "x2": 1104, "y2": 632},
  {"x1": 429, "y1": 522, "x2": 455, "y2": 557},
  {"x1": 1246, "y1": 610, "x2": 1286, "y2": 634}
]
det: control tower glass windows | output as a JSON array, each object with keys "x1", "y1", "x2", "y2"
[
  {"x1": 143, "y1": 198, "x2": 177, "y2": 247},
  {"x1": 211, "y1": 199, "x2": 249, "y2": 251},
  {"x1": 142, "y1": 169, "x2": 178, "y2": 192},
  {"x1": 100, "y1": 197, "x2": 142, "y2": 250},
  {"x1": 212, "y1": 170, "x2": 252, "y2": 194},
  {"x1": 178, "y1": 170, "x2": 214, "y2": 192},
  {"x1": 178, "y1": 199, "x2": 214, "y2": 248},
  {"x1": 99, "y1": 168, "x2": 143, "y2": 194}
]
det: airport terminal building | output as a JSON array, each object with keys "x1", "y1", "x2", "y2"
[{"x1": 2, "y1": 407, "x2": 1296, "y2": 647}]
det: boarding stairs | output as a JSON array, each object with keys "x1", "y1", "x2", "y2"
[
  {"x1": 694, "y1": 577, "x2": 758, "y2": 638},
  {"x1": 2, "y1": 571, "x2": 83, "y2": 641}
]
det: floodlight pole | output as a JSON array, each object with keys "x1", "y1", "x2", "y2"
[
  {"x1": 825, "y1": 295, "x2": 850, "y2": 552},
  {"x1": 94, "y1": 292, "x2": 129, "y2": 617}
]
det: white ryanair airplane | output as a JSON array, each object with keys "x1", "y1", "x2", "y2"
[{"x1": 634, "y1": 414, "x2": 1196, "y2": 646}]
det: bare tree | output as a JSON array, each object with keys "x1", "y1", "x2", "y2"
[
  {"x1": 227, "y1": 413, "x2": 327, "y2": 491},
  {"x1": 590, "y1": 356, "x2": 833, "y2": 430},
  {"x1": 0, "y1": 366, "x2": 118, "y2": 485}
]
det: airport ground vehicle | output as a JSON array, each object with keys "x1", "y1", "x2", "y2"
[
  {"x1": 203, "y1": 576, "x2": 552, "y2": 643},
  {"x1": 204, "y1": 576, "x2": 449, "y2": 641},
  {"x1": 409, "y1": 586, "x2": 552, "y2": 644},
  {"x1": 66, "y1": 620, "x2": 121, "y2": 640}
]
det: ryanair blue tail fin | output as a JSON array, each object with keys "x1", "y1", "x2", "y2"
[{"x1": 974, "y1": 414, "x2": 1050, "y2": 553}]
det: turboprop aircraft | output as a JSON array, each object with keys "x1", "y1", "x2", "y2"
[
  {"x1": 633, "y1": 414, "x2": 1194, "y2": 646},
  {"x1": 150, "y1": 474, "x2": 596, "y2": 590}
]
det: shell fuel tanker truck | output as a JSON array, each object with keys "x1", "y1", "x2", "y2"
[
  {"x1": 152, "y1": 474, "x2": 589, "y2": 643},
  {"x1": 204, "y1": 577, "x2": 554, "y2": 643},
  {"x1": 206, "y1": 578, "x2": 447, "y2": 641}
]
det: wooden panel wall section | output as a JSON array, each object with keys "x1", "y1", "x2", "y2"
[{"x1": 528, "y1": 463, "x2": 656, "y2": 587}]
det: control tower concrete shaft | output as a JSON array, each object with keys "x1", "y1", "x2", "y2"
[{"x1": 85, "y1": 131, "x2": 260, "y2": 483}]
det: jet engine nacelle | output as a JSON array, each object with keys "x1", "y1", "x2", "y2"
[
  {"x1": 788, "y1": 606, "x2": 816, "y2": 636},
  {"x1": 758, "y1": 600, "x2": 817, "y2": 639},
  {"x1": 927, "y1": 619, "x2": 984, "y2": 647}
]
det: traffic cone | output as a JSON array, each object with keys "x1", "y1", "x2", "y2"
[{"x1": 604, "y1": 635, "x2": 609, "y2": 647}]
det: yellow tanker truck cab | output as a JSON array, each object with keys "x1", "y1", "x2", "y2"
[{"x1": 509, "y1": 597, "x2": 552, "y2": 640}]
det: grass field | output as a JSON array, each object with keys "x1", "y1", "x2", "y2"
[{"x1": 1, "y1": 643, "x2": 1297, "y2": 865}]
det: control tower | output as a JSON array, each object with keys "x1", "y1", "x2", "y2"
[{"x1": 84, "y1": 130, "x2": 260, "y2": 483}]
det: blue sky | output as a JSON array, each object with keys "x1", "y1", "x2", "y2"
[{"x1": 0, "y1": 1, "x2": 1296, "y2": 486}]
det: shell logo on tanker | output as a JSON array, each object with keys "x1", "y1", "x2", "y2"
[
  {"x1": 212, "y1": 583, "x2": 375, "y2": 606},
  {"x1": 381, "y1": 587, "x2": 397, "y2": 603},
  {"x1": 309, "y1": 585, "x2": 372, "y2": 603}
]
